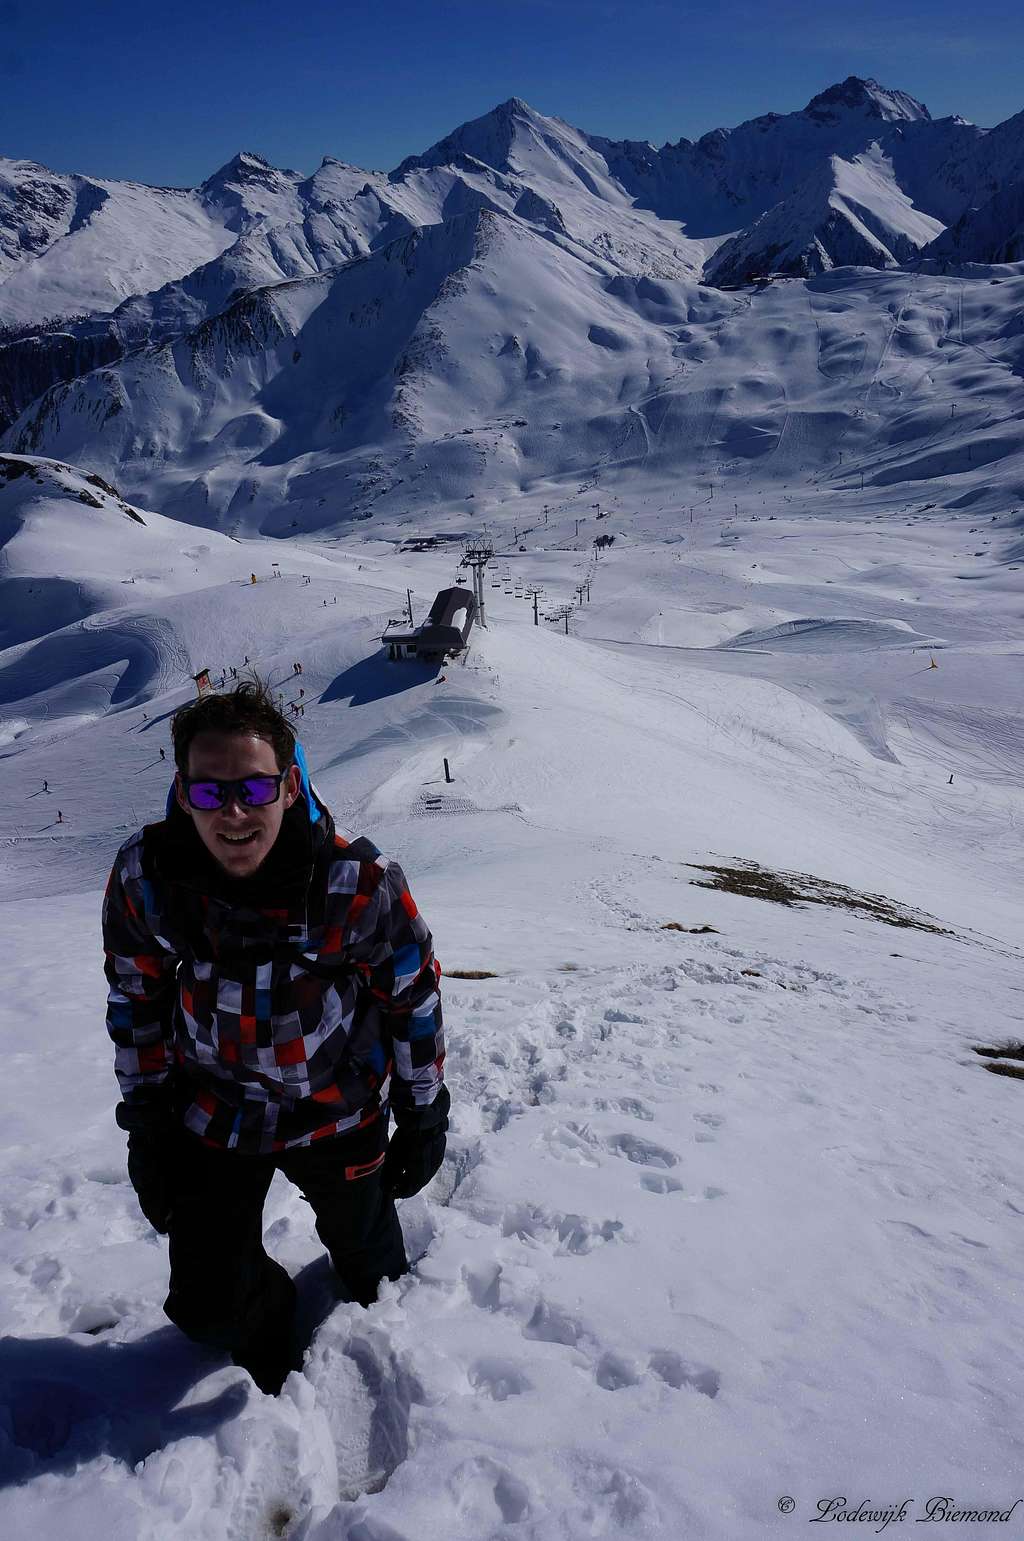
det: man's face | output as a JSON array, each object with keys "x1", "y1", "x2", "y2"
[{"x1": 176, "y1": 731, "x2": 301, "y2": 879}]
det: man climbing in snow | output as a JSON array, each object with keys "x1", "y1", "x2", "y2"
[{"x1": 102, "y1": 680, "x2": 448, "y2": 1394}]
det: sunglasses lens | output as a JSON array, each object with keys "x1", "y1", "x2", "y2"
[
  {"x1": 238, "y1": 776, "x2": 280, "y2": 806},
  {"x1": 185, "y1": 775, "x2": 281, "y2": 809},
  {"x1": 188, "y1": 781, "x2": 226, "y2": 810}
]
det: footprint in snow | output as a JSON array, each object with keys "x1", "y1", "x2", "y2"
[
  {"x1": 693, "y1": 1111, "x2": 724, "y2": 1144},
  {"x1": 648, "y1": 1349, "x2": 720, "y2": 1397},
  {"x1": 570, "y1": 1457, "x2": 663, "y2": 1531},
  {"x1": 13, "y1": 1255, "x2": 64, "y2": 1290},
  {"x1": 543, "y1": 1123, "x2": 602, "y2": 1165},
  {"x1": 448, "y1": 1454, "x2": 532, "y2": 1526},
  {"x1": 595, "y1": 1351, "x2": 642, "y2": 1391},
  {"x1": 522, "y1": 1298, "x2": 585, "y2": 1347},
  {"x1": 605, "y1": 1132, "x2": 679, "y2": 1168},
  {"x1": 305, "y1": 1324, "x2": 423, "y2": 1503},
  {"x1": 594, "y1": 1095, "x2": 655, "y2": 1121},
  {"x1": 638, "y1": 1175, "x2": 725, "y2": 1200},
  {"x1": 500, "y1": 1201, "x2": 629, "y2": 1255},
  {"x1": 462, "y1": 1261, "x2": 503, "y2": 1311},
  {"x1": 640, "y1": 1174, "x2": 685, "y2": 1195},
  {"x1": 467, "y1": 1357, "x2": 532, "y2": 1401}
]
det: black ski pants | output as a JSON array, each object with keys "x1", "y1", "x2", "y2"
[{"x1": 163, "y1": 1115, "x2": 408, "y2": 1367}]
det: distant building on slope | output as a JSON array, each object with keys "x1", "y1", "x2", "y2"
[{"x1": 383, "y1": 586, "x2": 477, "y2": 663}]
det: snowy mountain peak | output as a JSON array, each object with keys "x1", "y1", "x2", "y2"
[
  {"x1": 198, "y1": 152, "x2": 305, "y2": 234},
  {"x1": 200, "y1": 152, "x2": 302, "y2": 200},
  {"x1": 391, "y1": 96, "x2": 562, "y2": 178},
  {"x1": 805, "y1": 77, "x2": 931, "y2": 125}
]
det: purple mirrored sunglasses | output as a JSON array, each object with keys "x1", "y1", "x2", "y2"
[{"x1": 181, "y1": 773, "x2": 285, "y2": 811}]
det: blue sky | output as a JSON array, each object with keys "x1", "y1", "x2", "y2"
[{"x1": 2, "y1": 0, "x2": 1021, "y2": 185}]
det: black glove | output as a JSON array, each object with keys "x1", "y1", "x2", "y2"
[
  {"x1": 383, "y1": 1086, "x2": 450, "y2": 1199},
  {"x1": 116, "y1": 1094, "x2": 178, "y2": 1235}
]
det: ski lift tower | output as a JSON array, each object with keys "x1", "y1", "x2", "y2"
[{"x1": 462, "y1": 539, "x2": 494, "y2": 628}]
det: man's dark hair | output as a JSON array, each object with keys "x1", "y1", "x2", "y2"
[{"x1": 172, "y1": 679, "x2": 297, "y2": 774}]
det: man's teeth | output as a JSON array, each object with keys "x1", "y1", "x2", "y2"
[{"x1": 221, "y1": 831, "x2": 258, "y2": 844}]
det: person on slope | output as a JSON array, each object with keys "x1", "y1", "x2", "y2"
[{"x1": 101, "y1": 681, "x2": 448, "y2": 1394}]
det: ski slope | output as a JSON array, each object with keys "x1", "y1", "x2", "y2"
[{"x1": 0, "y1": 437, "x2": 1022, "y2": 1538}]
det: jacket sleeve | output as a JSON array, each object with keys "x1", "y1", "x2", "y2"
[
  {"x1": 102, "y1": 839, "x2": 180, "y2": 1114},
  {"x1": 347, "y1": 859, "x2": 445, "y2": 1117}
]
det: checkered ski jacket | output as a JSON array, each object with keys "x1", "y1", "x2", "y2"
[{"x1": 102, "y1": 800, "x2": 445, "y2": 1153}]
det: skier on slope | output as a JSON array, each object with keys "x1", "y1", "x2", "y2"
[{"x1": 101, "y1": 680, "x2": 448, "y2": 1394}]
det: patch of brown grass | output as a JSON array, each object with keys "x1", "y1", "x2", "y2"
[
  {"x1": 984, "y1": 1062, "x2": 1024, "y2": 1082},
  {"x1": 973, "y1": 1043, "x2": 1024, "y2": 1082},
  {"x1": 687, "y1": 861, "x2": 950, "y2": 935}
]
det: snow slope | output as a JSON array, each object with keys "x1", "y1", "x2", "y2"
[
  {"x1": 925, "y1": 181, "x2": 1024, "y2": 264},
  {"x1": 0, "y1": 160, "x2": 237, "y2": 328},
  {"x1": 6, "y1": 238, "x2": 1024, "y2": 541},
  {"x1": 0, "y1": 410, "x2": 1022, "y2": 1536}
]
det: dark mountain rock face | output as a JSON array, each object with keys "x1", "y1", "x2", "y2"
[
  {"x1": 0, "y1": 170, "x2": 73, "y2": 270},
  {"x1": 804, "y1": 76, "x2": 931, "y2": 124},
  {"x1": 0, "y1": 323, "x2": 126, "y2": 434}
]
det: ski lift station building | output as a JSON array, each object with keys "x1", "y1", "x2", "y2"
[{"x1": 383, "y1": 586, "x2": 477, "y2": 663}]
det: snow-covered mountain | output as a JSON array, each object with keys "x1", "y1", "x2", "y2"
[
  {"x1": 0, "y1": 101, "x2": 708, "y2": 435},
  {"x1": 706, "y1": 147, "x2": 944, "y2": 283},
  {"x1": 919, "y1": 105, "x2": 1024, "y2": 228},
  {"x1": 0, "y1": 159, "x2": 237, "y2": 327},
  {"x1": 0, "y1": 79, "x2": 1007, "y2": 367},
  {"x1": 2, "y1": 77, "x2": 1024, "y2": 532},
  {"x1": 7, "y1": 211, "x2": 1024, "y2": 539},
  {"x1": 593, "y1": 77, "x2": 957, "y2": 235},
  {"x1": 925, "y1": 181, "x2": 1024, "y2": 264},
  {"x1": 3, "y1": 206, "x2": 715, "y2": 528}
]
